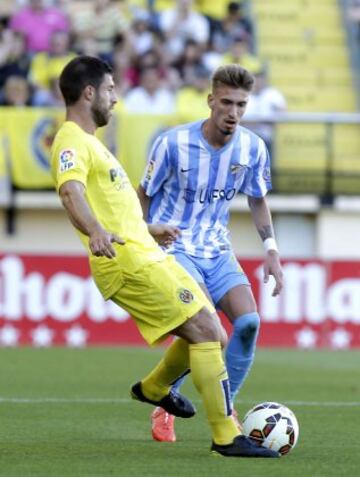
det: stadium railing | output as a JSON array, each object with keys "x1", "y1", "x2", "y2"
[{"x1": 244, "y1": 111, "x2": 360, "y2": 200}]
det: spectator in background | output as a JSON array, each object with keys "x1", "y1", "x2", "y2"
[
  {"x1": 0, "y1": 30, "x2": 31, "y2": 89},
  {"x1": 125, "y1": 48, "x2": 163, "y2": 88},
  {"x1": 175, "y1": 64, "x2": 210, "y2": 119},
  {"x1": 211, "y1": 1, "x2": 254, "y2": 54},
  {"x1": 124, "y1": 65, "x2": 175, "y2": 114},
  {"x1": 126, "y1": 47, "x2": 179, "y2": 91},
  {"x1": 129, "y1": 9, "x2": 155, "y2": 56},
  {"x1": 243, "y1": 66, "x2": 287, "y2": 153},
  {"x1": 173, "y1": 39, "x2": 206, "y2": 86},
  {"x1": 9, "y1": 0, "x2": 69, "y2": 53},
  {"x1": 159, "y1": 0, "x2": 210, "y2": 59},
  {"x1": 0, "y1": 1, "x2": 14, "y2": 20},
  {"x1": 112, "y1": 35, "x2": 133, "y2": 97},
  {"x1": 196, "y1": 0, "x2": 231, "y2": 22},
  {"x1": 71, "y1": 0, "x2": 129, "y2": 62},
  {"x1": 29, "y1": 30, "x2": 75, "y2": 91},
  {"x1": 220, "y1": 32, "x2": 261, "y2": 71},
  {"x1": 150, "y1": 30, "x2": 182, "y2": 91},
  {"x1": 32, "y1": 77, "x2": 64, "y2": 107},
  {"x1": 0, "y1": 75, "x2": 33, "y2": 106},
  {"x1": 203, "y1": 31, "x2": 260, "y2": 73}
]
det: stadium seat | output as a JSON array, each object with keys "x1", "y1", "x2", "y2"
[
  {"x1": 253, "y1": 3, "x2": 353, "y2": 113},
  {"x1": 252, "y1": 0, "x2": 359, "y2": 193},
  {"x1": 274, "y1": 85, "x2": 356, "y2": 112},
  {"x1": 332, "y1": 125, "x2": 360, "y2": 194},
  {"x1": 272, "y1": 124, "x2": 328, "y2": 194}
]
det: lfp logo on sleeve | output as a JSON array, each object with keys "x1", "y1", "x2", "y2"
[{"x1": 59, "y1": 149, "x2": 76, "y2": 172}]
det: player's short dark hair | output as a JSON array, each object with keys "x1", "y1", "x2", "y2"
[
  {"x1": 59, "y1": 55, "x2": 113, "y2": 106},
  {"x1": 211, "y1": 64, "x2": 254, "y2": 92}
]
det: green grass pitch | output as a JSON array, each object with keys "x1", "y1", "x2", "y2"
[{"x1": 1, "y1": 347, "x2": 360, "y2": 477}]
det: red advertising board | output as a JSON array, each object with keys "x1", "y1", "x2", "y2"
[{"x1": 1, "y1": 254, "x2": 360, "y2": 348}]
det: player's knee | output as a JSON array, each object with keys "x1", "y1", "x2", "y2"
[
  {"x1": 196, "y1": 309, "x2": 222, "y2": 342},
  {"x1": 182, "y1": 308, "x2": 222, "y2": 343},
  {"x1": 237, "y1": 313, "x2": 260, "y2": 354}
]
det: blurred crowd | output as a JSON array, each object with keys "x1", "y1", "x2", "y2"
[{"x1": 0, "y1": 0, "x2": 286, "y2": 127}]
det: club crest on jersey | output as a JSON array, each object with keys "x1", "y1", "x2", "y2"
[
  {"x1": 59, "y1": 149, "x2": 76, "y2": 172},
  {"x1": 178, "y1": 288, "x2": 194, "y2": 304},
  {"x1": 230, "y1": 164, "x2": 247, "y2": 174}
]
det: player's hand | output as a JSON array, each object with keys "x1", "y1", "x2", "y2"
[
  {"x1": 263, "y1": 250, "x2": 283, "y2": 297},
  {"x1": 148, "y1": 223, "x2": 181, "y2": 248},
  {"x1": 89, "y1": 228, "x2": 125, "y2": 259}
]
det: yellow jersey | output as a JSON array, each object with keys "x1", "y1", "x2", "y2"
[{"x1": 51, "y1": 121, "x2": 165, "y2": 298}]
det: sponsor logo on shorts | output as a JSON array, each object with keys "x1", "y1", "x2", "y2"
[{"x1": 178, "y1": 288, "x2": 194, "y2": 304}]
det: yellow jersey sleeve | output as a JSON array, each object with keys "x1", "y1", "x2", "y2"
[{"x1": 51, "y1": 132, "x2": 92, "y2": 192}]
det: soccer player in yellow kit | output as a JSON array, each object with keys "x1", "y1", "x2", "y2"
[{"x1": 51, "y1": 56, "x2": 279, "y2": 458}]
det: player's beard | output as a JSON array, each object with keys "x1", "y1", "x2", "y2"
[
  {"x1": 218, "y1": 117, "x2": 236, "y2": 136},
  {"x1": 91, "y1": 95, "x2": 110, "y2": 127},
  {"x1": 220, "y1": 128, "x2": 233, "y2": 136}
]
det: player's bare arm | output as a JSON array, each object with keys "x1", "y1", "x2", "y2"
[
  {"x1": 247, "y1": 196, "x2": 283, "y2": 296},
  {"x1": 137, "y1": 185, "x2": 150, "y2": 219},
  {"x1": 137, "y1": 185, "x2": 180, "y2": 247},
  {"x1": 59, "y1": 180, "x2": 125, "y2": 258}
]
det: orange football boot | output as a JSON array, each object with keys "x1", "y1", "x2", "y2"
[{"x1": 151, "y1": 407, "x2": 176, "y2": 442}]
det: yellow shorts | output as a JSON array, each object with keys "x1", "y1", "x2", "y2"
[{"x1": 110, "y1": 255, "x2": 215, "y2": 345}]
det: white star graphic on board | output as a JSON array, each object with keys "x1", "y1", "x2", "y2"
[
  {"x1": 0, "y1": 325, "x2": 20, "y2": 347},
  {"x1": 329, "y1": 328, "x2": 352, "y2": 350},
  {"x1": 64, "y1": 325, "x2": 88, "y2": 348},
  {"x1": 295, "y1": 327, "x2": 317, "y2": 349},
  {"x1": 31, "y1": 325, "x2": 54, "y2": 347}
]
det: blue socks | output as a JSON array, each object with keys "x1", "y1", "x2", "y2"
[
  {"x1": 169, "y1": 368, "x2": 188, "y2": 393},
  {"x1": 171, "y1": 312, "x2": 260, "y2": 402},
  {"x1": 225, "y1": 312, "x2": 260, "y2": 402}
]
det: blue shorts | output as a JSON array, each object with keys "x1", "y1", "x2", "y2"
[{"x1": 171, "y1": 251, "x2": 250, "y2": 307}]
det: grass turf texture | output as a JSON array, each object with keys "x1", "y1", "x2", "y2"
[{"x1": 1, "y1": 348, "x2": 359, "y2": 477}]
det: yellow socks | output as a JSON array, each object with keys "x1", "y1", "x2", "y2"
[
  {"x1": 189, "y1": 342, "x2": 239, "y2": 445},
  {"x1": 141, "y1": 339, "x2": 239, "y2": 445},
  {"x1": 141, "y1": 338, "x2": 189, "y2": 401}
]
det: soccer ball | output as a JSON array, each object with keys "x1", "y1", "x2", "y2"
[{"x1": 242, "y1": 402, "x2": 299, "y2": 455}]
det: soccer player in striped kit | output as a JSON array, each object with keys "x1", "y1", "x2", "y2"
[{"x1": 138, "y1": 64, "x2": 283, "y2": 442}]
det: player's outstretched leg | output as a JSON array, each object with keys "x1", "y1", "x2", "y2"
[
  {"x1": 131, "y1": 381, "x2": 195, "y2": 418},
  {"x1": 131, "y1": 338, "x2": 196, "y2": 418},
  {"x1": 188, "y1": 341, "x2": 279, "y2": 458}
]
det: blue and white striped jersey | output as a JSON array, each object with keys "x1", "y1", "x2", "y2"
[{"x1": 141, "y1": 120, "x2": 272, "y2": 258}]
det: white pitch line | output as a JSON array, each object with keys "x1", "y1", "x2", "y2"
[
  {"x1": 1, "y1": 397, "x2": 360, "y2": 406},
  {"x1": 280, "y1": 401, "x2": 360, "y2": 407},
  {"x1": 0, "y1": 397, "x2": 130, "y2": 404}
]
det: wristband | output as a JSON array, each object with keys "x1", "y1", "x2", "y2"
[{"x1": 263, "y1": 237, "x2": 278, "y2": 252}]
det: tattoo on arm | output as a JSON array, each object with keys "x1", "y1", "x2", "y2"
[{"x1": 258, "y1": 225, "x2": 273, "y2": 241}]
